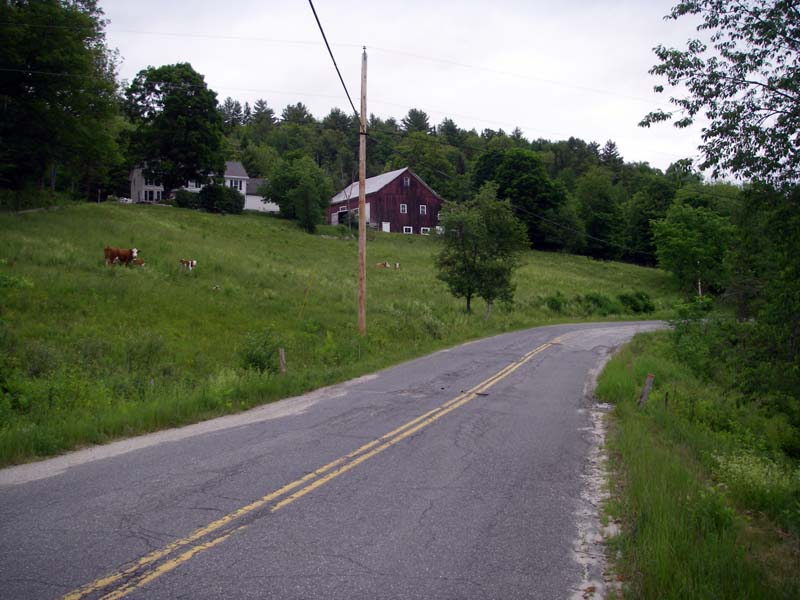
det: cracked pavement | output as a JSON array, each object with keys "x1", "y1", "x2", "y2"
[{"x1": 0, "y1": 321, "x2": 662, "y2": 599}]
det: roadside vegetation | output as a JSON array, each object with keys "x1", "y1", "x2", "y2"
[
  {"x1": 597, "y1": 328, "x2": 800, "y2": 599},
  {"x1": 0, "y1": 203, "x2": 675, "y2": 466}
]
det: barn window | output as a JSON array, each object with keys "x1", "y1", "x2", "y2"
[
  {"x1": 403, "y1": 226, "x2": 413, "y2": 234},
  {"x1": 419, "y1": 205, "x2": 427, "y2": 215},
  {"x1": 403, "y1": 176, "x2": 411, "y2": 187},
  {"x1": 338, "y1": 205, "x2": 347, "y2": 212},
  {"x1": 420, "y1": 227, "x2": 431, "y2": 235},
  {"x1": 437, "y1": 211, "x2": 442, "y2": 221},
  {"x1": 400, "y1": 203, "x2": 407, "y2": 214}
]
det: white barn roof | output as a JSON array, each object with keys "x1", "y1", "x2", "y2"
[{"x1": 330, "y1": 167, "x2": 409, "y2": 204}]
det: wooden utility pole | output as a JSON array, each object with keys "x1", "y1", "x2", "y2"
[{"x1": 358, "y1": 47, "x2": 367, "y2": 336}]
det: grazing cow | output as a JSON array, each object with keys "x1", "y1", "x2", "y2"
[
  {"x1": 104, "y1": 246, "x2": 138, "y2": 266},
  {"x1": 394, "y1": 262, "x2": 401, "y2": 269},
  {"x1": 132, "y1": 258, "x2": 145, "y2": 267},
  {"x1": 179, "y1": 259, "x2": 197, "y2": 271},
  {"x1": 375, "y1": 261, "x2": 390, "y2": 268}
]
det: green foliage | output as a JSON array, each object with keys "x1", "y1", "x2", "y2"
[
  {"x1": 265, "y1": 157, "x2": 333, "y2": 232},
  {"x1": 576, "y1": 292, "x2": 622, "y2": 316},
  {"x1": 652, "y1": 202, "x2": 735, "y2": 295},
  {"x1": 641, "y1": 0, "x2": 800, "y2": 185},
  {"x1": 238, "y1": 330, "x2": 280, "y2": 373},
  {"x1": 0, "y1": 0, "x2": 121, "y2": 197},
  {"x1": 436, "y1": 183, "x2": 528, "y2": 314},
  {"x1": 575, "y1": 166, "x2": 625, "y2": 259},
  {"x1": 597, "y1": 332, "x2": 800, "y2": 597},
  {"x1": 198, "y1": 184, "x2": 244, "y2": 214},
  {"x1": 401, "y1": 108, "x2": 431, "y2": 134},
  {"x1": 126, "y1": 63, "x2": 225, "y2": 195},
  {"x1": 174, "y1": 190, "x2": 201, "y2": 210},
  {"x1": 618, "y1": 291, "x2": 655, "y2": 314}
]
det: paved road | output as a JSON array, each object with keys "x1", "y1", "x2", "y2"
[{"x1": 0, "y1": 321, "x2": 662, "y2": 600}]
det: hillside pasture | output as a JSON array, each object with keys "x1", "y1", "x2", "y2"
[{"x1": 0, "y1": 204, "x2": 678, "y2": 465}]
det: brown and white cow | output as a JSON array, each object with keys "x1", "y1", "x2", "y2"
[
  {"x1": 104, "y1": 246, "x2": 139, "y2": 266},
  {"x1": 179, "y1": 259, "x2": 197, "y2": 271}
]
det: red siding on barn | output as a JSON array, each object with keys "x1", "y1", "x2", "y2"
[{"x1": 327, "y1": 169, "x2": 443, "y2": 234}]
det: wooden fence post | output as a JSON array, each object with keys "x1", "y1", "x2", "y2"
[
  {"x1": 279, "y1": 348, "x2": 286, "y2": 375},
  {"x1": 638, "y1": 374, "x2": 655, "y2": 407}
]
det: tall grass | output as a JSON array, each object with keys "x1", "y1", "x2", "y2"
[
  {"x1": 0, "y1": 203, "x2": 678, "y2": 465},
  {"x1": 598, "y1": 332, "x2": 800, "y2": 599}
]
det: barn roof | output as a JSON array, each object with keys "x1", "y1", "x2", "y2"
[
  {"x1": 224, "y1": 161, "x2": 249, "y2": 179},
  {"x1": 330, "y1": 167, "x2": 410, "y2": 204}
]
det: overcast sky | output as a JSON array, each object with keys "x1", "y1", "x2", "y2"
[{"x1": 103, "y1": 0, "x2": 705, "y2": 173}]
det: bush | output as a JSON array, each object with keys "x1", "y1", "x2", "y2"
[
  {"x1": 174, "y1": 189, "x2": 201, "y2": 210},
  {"x1": 544, "y1": 291, "x2": 567, "y2": 313},
  {"x1": 618, "y1": 290, "x2": 655, "y2": 313},
  {"x1": 238, "y1": 330, "x2": 279, "y2": 373},
  {"x1": 576, "y1": 292, "x2": 622, "y2": 316},
  {"x1": 198, "y1": 184, "x2": 244, "y2": 214}
]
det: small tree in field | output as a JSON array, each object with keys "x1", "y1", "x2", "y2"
[{"x1": 436, "y1": 183, "x2": 528, "y2": 316}]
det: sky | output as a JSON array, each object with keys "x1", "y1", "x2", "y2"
[{"x1": 102, "y1": 0, "x2": 706, "y2": 173}]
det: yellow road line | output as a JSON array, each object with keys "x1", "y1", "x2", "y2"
[{"x1": 63, "y1": 342, "x2": 553, "y2": 600}]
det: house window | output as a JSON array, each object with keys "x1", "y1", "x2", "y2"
[
  {"x1": 146, "y1": 190, "x2": 154, "y2": 201},
  {"x1": 403, "y1": 226, "x2": 413, "y2": 234},
  {"x1": 420, "y1": 227, "x2": 431, "y2": 235},
  {"x1": 144, "y1": 177, "x2": 156, "y2": 187},
  {"x1": 338, "y1": 205, "x2": 347, "y2": 212},
  {"x1": 403, "y1": 176, "x2": 411, "y2": 188},
  {"x1": 229, "y1": 179, "x2": 242, "y2": 191},
  {"x1": 400, "y1": 203, "x2": 407, "y2": 214},
  {"x1": 419, "y1": 205, "x2": 427, "y2": 215},
  {"x1": 156, "y1": 191, "x2": 162, "y2": 201}
]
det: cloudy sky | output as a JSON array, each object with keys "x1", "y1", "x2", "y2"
[{"x1": 103, "y1": 0, "x2": 705, "y2": 172}]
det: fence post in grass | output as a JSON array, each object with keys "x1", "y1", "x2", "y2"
[
  {"x1": 278, "y1": 348, "x2": 286, "y2": 375},
  {"x1": 638, "y1": 374, "x2": 655, "y2": 407},
  {"x1": 664, "y1": 390, "x2": 669, "y2": 410}
]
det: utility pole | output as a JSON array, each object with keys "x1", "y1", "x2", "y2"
[{"x1": 358, "y1": 47, "x2": 367, "y2": 336}]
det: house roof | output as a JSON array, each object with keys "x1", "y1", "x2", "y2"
[
  {"x1": 330, "y1": 167, "x2": 410, "y2": 204},
  {"x1": 246, "y1": 177, "x2": 264, "y2": 195},
  {"x1": 225, "y1": 161, "x2": 249, "y2": 179}
]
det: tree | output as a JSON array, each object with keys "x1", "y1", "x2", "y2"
[
  {"x1": 401, "y1": 108, "x2": 431, "y2": 134},
  {"x1": 574, "y1": 167, "x2": 625, "y2": 260},
  {"x1": 264, "y1": 157, "x2": 333, "y2": 232},
  {"x1": 125, "y1": 63, "x2": 225, "y2": 197},
  {"x1": 599, "y1": 140, "x2": 624, "y2": 181},
  {"x1": 474, "y1": 148, "x2": 575, "y2": 250},
  {"x1": 652, "y1": 202, "x2": 735, "y2": 295},
  {"x1": 436, "y1": 183, "x2": 528, "y2": 316},
  {"x1": 281, "y1": 102, "x2": 315, "y2": 126},
  {"x1": 0, "y1": 0, "x2": 121, "y2": 195},
  {"x1": 641, "y1": 0, "x2": 800, "y2": 185}
]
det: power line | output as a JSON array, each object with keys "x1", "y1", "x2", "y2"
[{"x1": 306, "y1": 0, "x2": 359, "y2": 119}]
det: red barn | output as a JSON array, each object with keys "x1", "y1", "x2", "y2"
[{"x1": 327, "y1": 167, "x2": 444, "y2": 234}]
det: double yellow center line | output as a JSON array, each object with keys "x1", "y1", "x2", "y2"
[{"x1": 64, "y1": 341, "x2": 554, "y2": 600}]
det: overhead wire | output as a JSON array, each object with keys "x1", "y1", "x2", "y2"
[{"x1": 305, "y1": 0, "x2": 359, "y2": 119}]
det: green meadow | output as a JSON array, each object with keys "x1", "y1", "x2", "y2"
[{"x1": 0, "y1": 203, "x2": 677, "y2": 466}]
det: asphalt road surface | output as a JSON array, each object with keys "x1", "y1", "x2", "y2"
[{"x1": 0, "y1": 321, "x2": 662, "y2": 600}]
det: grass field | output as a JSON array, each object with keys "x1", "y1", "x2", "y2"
[
  {"x1": 0, "y1": 203, "x2": 678, "y2": 466},
  {"x1": 596, "y1": 332, "x2": 800, "y2": 599}
]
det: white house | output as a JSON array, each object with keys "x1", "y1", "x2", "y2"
[
  {"x1": 129, "y1": 161, "x2": 256, "y2": 203},
  {"x1": 244, "y1": 177, "x2": 278, "y2": 213}
]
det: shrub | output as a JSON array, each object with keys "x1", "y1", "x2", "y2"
[
  {"x1": 175, "y1": 189, "x2": 201, "y2": 210},
  {"x1": 544, "y1": 291, "x2": 567, "y2": 313},
  {"x1": 199, "y1": 184, "x2": 244, "y2": 214},
  {"x1": 576, "y1": 292, "x2": 622, "y2": 316},
  {"x1": 238, "y1": 329, "x2": 279, "y2": 373},
  {"x1": 618, "y1": 290, "x2": 655, "y2": 313}
]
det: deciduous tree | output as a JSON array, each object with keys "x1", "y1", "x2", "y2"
[
  {"x1": 125, "y1": 63, "x2": 225, "y2": 197},
  {"x1": 641, "y1": 0, "x2": 800, "y2": 185},
  {"x1": 436, "y1": 183, "x2": 528, "y2": 316}
]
